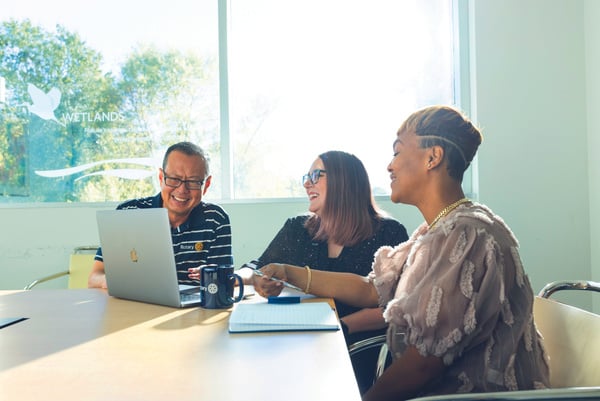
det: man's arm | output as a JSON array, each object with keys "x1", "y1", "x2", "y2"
[{"x1": 88, "y1": 260, "x2": 107, "y2": 289}]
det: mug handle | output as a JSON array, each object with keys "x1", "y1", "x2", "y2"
[
  {"x1": 231, "y1": 273, "x2": 244, "y2": 302},
  {"x1": 222, "y1": 273, "x2": 245, "y2": 305}
]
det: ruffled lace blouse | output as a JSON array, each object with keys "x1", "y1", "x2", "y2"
[{"x1": 370, "y1": 203, "x2": 550, "y2": 396}]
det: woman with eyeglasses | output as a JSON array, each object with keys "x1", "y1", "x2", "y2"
[
  {"x1": 243, "y1": 150, "x2": 409, "y2": 394},
  {"x1": 255, "y1": 107, "x2": 550, "y2": 400}
]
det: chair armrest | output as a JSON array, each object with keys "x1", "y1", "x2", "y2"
[
  {"x1": 407, "y1": 386, "x2": 600, "y2": 400},
  {"x1": 348, "y1": 334, "x2": 387, "y2": 356},
  {"x1": 538, "y1": 280, "x2": 600, "y2": 299},
  {"x1": 24, "y1": 270, "x2": 69, "y2": 290}
]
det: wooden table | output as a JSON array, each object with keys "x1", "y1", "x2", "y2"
[{"x1": 0, "y1": 289, "x2": 361, "y2": 401}]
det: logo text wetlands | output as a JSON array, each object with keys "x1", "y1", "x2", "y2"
[{"x1": 62, "y1": 111, "x2": 126, "y2": 123}]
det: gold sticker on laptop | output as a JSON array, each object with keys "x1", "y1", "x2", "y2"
[{"x1": 194, "y1": 242, "x2": 204, "y2": 251}]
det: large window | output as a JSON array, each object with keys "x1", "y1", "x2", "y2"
[{"x1": 0, "y1": 0, "x2": 461, "y2": 203}]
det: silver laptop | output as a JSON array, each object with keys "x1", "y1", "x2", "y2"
[{"x1": 96, "y1": 208, "x2": 202, "y2": 308}]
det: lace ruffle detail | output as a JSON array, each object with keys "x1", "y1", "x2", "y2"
[
  {"x1": 372, "y1": 245, "x2": 402, "y2": 306},
  {"x1": 457, "y1": 372, "x2": 474, "y2": 393},
  {"x1": 511, "y1": 246, "x2": 525, "y2": 287},
  {"x1": 460, "y1": 260, "x2": 475, "y2": 299},
  {"x1": 524, "y1": 314, "x2": 534, "y2": 352},
  {"x1": 435, "y1": 328, "x2": 463, "y2": 357},
  {"x1": 501, "y1": 299, "x2": 514, "y2": 326},
  {"x1": 449, "y1": 230, "x2": 468, "y2": 264},
  {"x1": 464, "y1": 298, "x2": 476, "y2": 334},
  {"x1": 504, "y1": 354, "x2": 518, "y2": 391},
  {"x1": 387, "y1": 301, "x2": 464, "y2": 362},
  {"x1": 426, "y1": 285, "x2": 443, "y2": 327},
  {"x1": 484, "y1": 336, "x2": 494, "y2": 366}
]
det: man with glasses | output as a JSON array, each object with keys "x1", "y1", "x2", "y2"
[{"x1": 88, "y1": 142, "x2": 233, "y2": 289}]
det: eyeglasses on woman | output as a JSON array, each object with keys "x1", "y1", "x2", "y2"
[{"x1": 302, "y1": 169, "x2": 326, "y2": 186}]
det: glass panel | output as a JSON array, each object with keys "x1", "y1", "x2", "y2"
[
  {"x1": 1, "y1": 0, "x2": 457, "y2": 203},
  {"x1": 0, "y1": 0, "x2": 219, "y2": 203},
  {"x1": 228, "y1": 0, "x2": 455, "y2": 199}
]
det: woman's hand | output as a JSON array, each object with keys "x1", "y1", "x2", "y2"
[{"x1": 252, "y1": 263, "x2": 287, "y2": 298}]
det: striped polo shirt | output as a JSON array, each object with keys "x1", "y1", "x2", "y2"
[{"x1": 95, "y1": 193, "x2": 233, "y2": 285}]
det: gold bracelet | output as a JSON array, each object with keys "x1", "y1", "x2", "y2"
[{"x1": 304, "y1": 265, "x2": 312, "y2": 293}]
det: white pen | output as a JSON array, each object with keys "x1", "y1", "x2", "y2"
[{"x1": 251, "y1": 269, "x2": 304, "y2": 292}]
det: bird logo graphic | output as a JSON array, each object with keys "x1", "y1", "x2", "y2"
[
  {"x1": 20, "y1": 81, "x2": 157, "y2": 182},
  {"x1": 24, "y1": 83, "x2": 65, "y2": 126}
]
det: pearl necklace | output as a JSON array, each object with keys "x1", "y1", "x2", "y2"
[{"x1": 428, "y1": 198, "x2": 470, "y2": 230}]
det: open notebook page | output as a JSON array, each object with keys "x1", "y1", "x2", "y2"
[{"x1": 228, "y1": 302, "x2": 339, "y2": 333}]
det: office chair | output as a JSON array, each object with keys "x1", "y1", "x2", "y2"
[
  {"x1": 349, "y1": 280, "x2": 600, "y2": 400},
  {"x1": 533, "y1": 280, "x2": 600, "y2": 388},
  {"x1": 24, "y1": 245, "x2": 98, "y2": 289},
  {"x1": 408, "y1": 387, "x2": 600, "y2": 400},
  {"x1": 347, "y1": 333, "x2": 390, "y2": 393}
]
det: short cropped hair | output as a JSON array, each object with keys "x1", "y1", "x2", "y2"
[{"x1": 398, "y1": 105, "x2": 483, "y2": 181}]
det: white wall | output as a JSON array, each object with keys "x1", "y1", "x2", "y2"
[
  {"x1": 472, "y1": 0, "x2": 594, "y2": 310},
  {"x1": 0, "y1": 199, "x2": 422, "y2": 290},
  {"x1": 585, "y1": 0, "x2": 600, "y2": 313},
  {"x1": 1, "y1": 0, "x2": 598, "y2": 311}
]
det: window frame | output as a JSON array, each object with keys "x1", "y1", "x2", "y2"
[
  {"x1": 0, "y1": 0, "x2": 474, "y2": 208},
  {"x1": 215, "y1": 0, "x2": 477, "y2": 204}
]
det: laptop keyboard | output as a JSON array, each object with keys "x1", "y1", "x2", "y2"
[{"x1": 180, "y1": 289, "x2": 201, "y2": 303}]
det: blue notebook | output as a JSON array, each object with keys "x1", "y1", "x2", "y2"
[{"x1": 228, "y1": 302, "x2": 340, "y2": 333}]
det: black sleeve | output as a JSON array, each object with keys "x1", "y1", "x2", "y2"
[{"x1": 385, "y1": 219, "x2": 408, "y2": 245}]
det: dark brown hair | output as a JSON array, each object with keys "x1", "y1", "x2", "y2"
[{"x1": 305, "y1": 150, "x2": 384, "y2": 246}]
